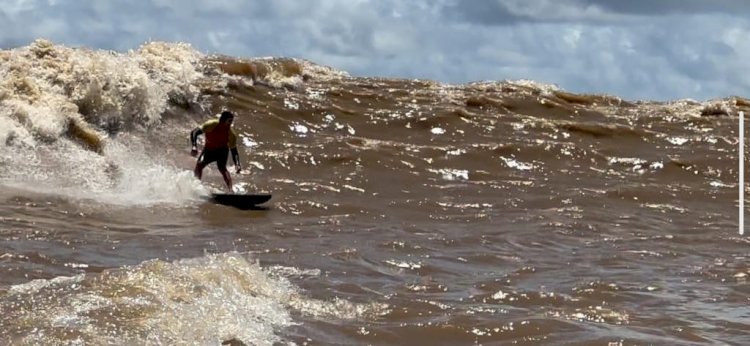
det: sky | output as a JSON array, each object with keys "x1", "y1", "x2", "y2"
[{"x1": 1, "y1": 0, "x2": 749, "y2": 101}]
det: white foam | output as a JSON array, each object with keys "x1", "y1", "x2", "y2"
[
  {"x1": 666, "y1": 137, "x2": 689, "y2": 145},
  {"x1": 501, "y1": 157, "x2": 535, "y2": 171},
  {"x1": 284, "y1": 98, "x2": 300, "y2": 110},
  {"x1": 297, "y1": 59, "x2": 350, "y2": 81},
  {"x1": 506, "y1": 79, "x2": 560, "y2": 96},
  {"x1": 2, "y1": 252, "x2": 387, "y2": 345},
  {"x1": 3, "y1": 253, "x2": 291, "y2": 345},
  {"x1": 241, "y1": 135, "x2": 258, "y2": 148},
  {"x1": 1, "y1": 136, "x2": 208, "y2": 206},
  {"x1": 8, "y1": 274, "x2": 85, "y2": 295},
  {"x1": 385, "y1": 259, "x2": 422, "y2": 270},
  {"x1": 0, "y1": 40, "x2": 204, "y2": 142},
  {"x1": 428, "y1": 168, "x2": 470, "y2": 181},
  {"x1": 290, "y1": 123, "x2": 309, "y2": 135},
  {"x1": 0, "y1": 40, "x2": 209, "y2": 206}
]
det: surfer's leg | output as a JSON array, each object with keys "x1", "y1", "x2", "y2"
[
  {"x1": 218, "y1": 167, "x2": 233, "y2": 192},
  {"x1": 194, "y1": 151, "x2": 209, "y2": 180},
  {"x1": 216, "y1": 148, "x2": 232, "y2": 191},
  {"x1": 194, "y1": 161, "x2": 206, "y2": 180}
]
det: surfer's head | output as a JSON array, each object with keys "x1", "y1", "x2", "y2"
[{"x1": 219, "y1": 111, "x2": 234, "y2": 124}]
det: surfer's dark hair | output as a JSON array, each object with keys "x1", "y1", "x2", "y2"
[{"x1": 220, "y1": 111, "x2": 234, "y2": 122}]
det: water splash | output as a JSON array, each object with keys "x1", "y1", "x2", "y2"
[{"x1": 0, "y1": 40, "x2": 209, "y2": 206}]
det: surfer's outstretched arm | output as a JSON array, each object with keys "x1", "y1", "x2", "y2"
[
  {"x1": 190, "y1": 128, "x2": 203, "y2": 156},
  {"x1": 231, "y1": 147, "x2": 241, "y2": 173}
]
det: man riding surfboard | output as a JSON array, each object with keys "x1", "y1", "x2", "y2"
[{"x1": 190, "y1": 110, "x2": 242, "y2": 192}]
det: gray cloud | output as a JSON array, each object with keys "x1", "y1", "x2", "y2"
[
  {"x1": 0, "y1": 0, "x2": 748, "y2": 101},
  {"x1": 584, "y1": 0, "x2": 750, "y2": 16},
  {"x1": 443, "y1": 0, "x2": 750, "y2": 25}
]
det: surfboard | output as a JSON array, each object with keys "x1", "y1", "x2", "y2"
[{"x1": 210, "y1": 193, "x2": 272, "y2": 209}]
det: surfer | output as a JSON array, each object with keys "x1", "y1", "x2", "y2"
[{"x1": 190, "y1": 111, "x2": 242, "y2": 192}]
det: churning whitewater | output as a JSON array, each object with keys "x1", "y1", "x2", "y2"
[{"x1": 0, "y1": 40, "x2": 747, "y2": 345}]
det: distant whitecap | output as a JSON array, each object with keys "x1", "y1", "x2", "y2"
[
  {"x1": 667, "y1": 137, "x2": 689, "y2": 145},
  {"x1": 241, "y1": 136, "x2": 258, "y2": 147},
  {"x1": 290, "y1": 123, "x2": 309, "y2": 134},
  {"x1": 501, "y1": 157, "x2": 534, "y2": 171}
]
